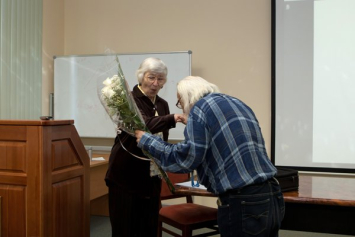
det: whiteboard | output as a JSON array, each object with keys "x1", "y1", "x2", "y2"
[{"x1": 54, "y1": 51, "x2": 191, "y2": 140}]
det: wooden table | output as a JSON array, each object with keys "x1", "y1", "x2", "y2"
[
  {"x1": 281, "y1": 174, "x2": 355, "y2": 235},
  {"x1": 90, "y1": 153, "x2": 110, "y2": 216},
  {"x1": 174, "y1": 174, "x2": 355, "y2": 235}
]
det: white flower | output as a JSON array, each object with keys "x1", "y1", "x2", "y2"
[
  {"x1": 103, "y1": 76, "x2": 115, "y2": 86},
  {"x1": 101, "y1": 86, "x2": 115, "y2": 98}
]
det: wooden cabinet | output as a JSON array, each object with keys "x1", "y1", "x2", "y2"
[{"x1": 0, "y1": 120, "x2": 90, "y2": 237}]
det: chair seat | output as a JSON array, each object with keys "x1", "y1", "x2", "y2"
[
  {"x1": 158, "y1": 173, "x2": 220, "y2": 237},
  {"x1": 160, "y1": 203, "x2": 218, "y2": 225}
]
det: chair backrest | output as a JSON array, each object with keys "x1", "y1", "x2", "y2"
[{"x1": 160, "y1": 172, "x2": 192, "y2": 203}]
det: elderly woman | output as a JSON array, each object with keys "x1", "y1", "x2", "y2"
[
  {"x1": 105, "y1": 57, "x2": 184, "y2": 237},
  {"x1": 135, "y1": 76, "x2": 285, "y2": 237}
]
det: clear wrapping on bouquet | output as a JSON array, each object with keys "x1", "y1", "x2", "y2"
[
  {"x1": 97, "y1": 56, "x2": 175, "y2": 193},
  {"x1": 98, "y1": 64, "x2": 146, "y2": 136}
]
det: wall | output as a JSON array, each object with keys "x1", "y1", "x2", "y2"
[
  {"x1": 57, "y1": 0, "x2": 271, "y2": 150},
  {"x1": 42, "y1": 0, "x2": 65, "y2": 115}
]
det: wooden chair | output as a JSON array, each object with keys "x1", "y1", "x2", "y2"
[{"x1": 158, "y1": 172, "x2": 219, "y2": 237}]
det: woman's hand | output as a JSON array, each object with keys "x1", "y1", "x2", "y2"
[
  {"x1": 135, "y1": 130, "x2": 145, "y2": 143},
  {"x1": 174, "y1": 114, "x2": 187, "y2": 125}
]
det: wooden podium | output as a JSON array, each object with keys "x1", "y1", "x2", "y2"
[{"x1": 0, "y1": 120, "x2": 90, "y2": 237}]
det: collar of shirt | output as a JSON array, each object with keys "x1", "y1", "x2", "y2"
[
  {"x1": 137, "y1": 84, "x2": 156, "y2": 104},
  {"x1": 137, "y1": 85, "x2": 159, "y2": 117}
]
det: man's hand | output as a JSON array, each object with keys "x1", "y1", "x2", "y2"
[{"x1": 135, "y1": 130, "x2": 145, "y2": 143}]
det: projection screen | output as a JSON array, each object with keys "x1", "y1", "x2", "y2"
[{"x1": 272, "y1": 0, "x2": 355, "y2": 172}]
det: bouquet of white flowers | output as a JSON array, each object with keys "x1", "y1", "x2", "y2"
[
  {"x1": 100, "y1": 68, "x2": 145, "y2": 136},
  {"x1": 98, "y1": 57, "x2": 175, "y2": 193}
]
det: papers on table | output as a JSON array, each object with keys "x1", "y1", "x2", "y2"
[
  {"x1": 92, "y1": 157, "x2": 105, "y2": 161},
  {"x1": 175, "y1": 181, "x2": 207, "y2": 190}
]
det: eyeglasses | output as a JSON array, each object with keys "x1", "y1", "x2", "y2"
[
  {"x1": 145, "y1": 75, "x2": 166, "y2": 85},
  {"x1": 176, "y1": 99, "x2": 182, "y2": 109}
]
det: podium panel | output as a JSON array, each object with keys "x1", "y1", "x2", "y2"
[{"x1": 0, "y1": 120, "x2": 90, "y2": 237}]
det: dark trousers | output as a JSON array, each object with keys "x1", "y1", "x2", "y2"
[
  {"x1": 108, "y1": 185, "x2": 160, "y2": 237},
  {"x1": 217, "y1": 178, "x2": 285, "y2": 237}
]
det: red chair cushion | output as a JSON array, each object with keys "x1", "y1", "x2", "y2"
[{"x1": 159, "y1": 203, "x2": 218, "y2": 225}]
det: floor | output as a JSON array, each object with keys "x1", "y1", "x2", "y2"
[
  {"x1": 90, "y1": 215, "x2": 218, "y2": 237},
  {"x1": 90, "y1": 216, "x2": 111, "y2": 237},
  {"x1": 90, "y1": 215, "x2": 348, "y2": 237}
]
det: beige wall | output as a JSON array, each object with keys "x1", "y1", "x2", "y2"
[
  {"x1": 42, "y1": 0, "x2": 64, "y2": 115},
  {"x1": 43, "y1": 0, "x2": 272, "y2": 152}
]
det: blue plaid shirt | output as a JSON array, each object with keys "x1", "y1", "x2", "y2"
[{"x1": 137, "y1": 93, "x2": 277, "y2": 194}]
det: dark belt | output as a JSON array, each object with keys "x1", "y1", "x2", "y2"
[{"x1": 219, "y1": 177, "x2": 278, "y2": 198}]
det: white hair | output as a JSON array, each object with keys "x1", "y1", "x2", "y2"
[
  {"x1": 135, "y1": 57, "x2": 168, "y2": 84},
  {"x1": 177, "y1": 76, "x2": 220, "y2": 114}
]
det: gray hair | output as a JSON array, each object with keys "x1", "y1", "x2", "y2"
[
  {"x1": 136, "y1": 57, "x2": 168, "y2": 84},
  {"x1": 177, "y1": 76, "x2": 220, "y2": 114}
]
